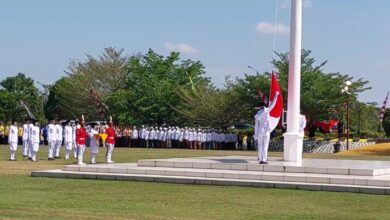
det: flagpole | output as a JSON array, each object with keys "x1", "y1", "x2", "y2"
[{"x1": 283, "y1": 0, "x2": 303, "y2": 162}]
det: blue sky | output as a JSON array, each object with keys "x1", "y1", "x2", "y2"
[{"x1": 0, "y1": 0, "x2": 389, "y2": 104}]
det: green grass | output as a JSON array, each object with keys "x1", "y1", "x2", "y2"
[{"x1": 1, "y1": 145, "x2": 390, "y2": 219}]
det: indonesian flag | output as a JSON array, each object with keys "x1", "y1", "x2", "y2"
[
  {"x1": 379, "y1": 92, "x2": 389, "y2": 123},
  {"x1": 269, "y1": 72, "x2": 284, "y2": 131}
]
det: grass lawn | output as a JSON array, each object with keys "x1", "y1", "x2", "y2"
[{"x1": 1, "y1": 145, "x2": 390, "y2": 219}]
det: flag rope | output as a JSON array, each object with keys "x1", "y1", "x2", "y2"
[{"x1": 272, "y1": 0, "x2": 280, "y2": 70}]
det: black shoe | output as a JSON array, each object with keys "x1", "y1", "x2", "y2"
[
  {"x1": 259, "y1": 161, "x2": 268, "y2": 164},
  {"x1": 54, "y1": 157, "x2": 61, "y2": 159},
  {"x1": 23, "y1": 155, "x2": 27, "y2": 158},
  {"x1": 28, "y1": 157, "x2": 32, "y2": 160},
  {"x1": 48, "y1": 158, "x2": 55, "y2": 161}
]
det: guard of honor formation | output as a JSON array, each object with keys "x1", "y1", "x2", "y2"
[
  {"x1": 6, "y1": 115, "x2": 116, "y2": 165},
  {"x1": 121, "y1": 126, "x2": 238, "y2": 150},
  {"x1": 4, "y1": 115, "x2": 238, "y2": 164}
]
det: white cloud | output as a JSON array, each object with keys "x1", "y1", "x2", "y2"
[
  {"x1": 256, "y1": 22, "x2": 289, "y2": 35},
  {"x1": 164, "y1": 42, "x2": 199, "y2": 55}
]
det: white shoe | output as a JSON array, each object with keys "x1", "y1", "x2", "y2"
[
  {"x1": 107, "y1": 160, "x2": 114, "y2": 164},
  {"x1": 78, "y1": 162, "x2": 86, "y2": 165}
]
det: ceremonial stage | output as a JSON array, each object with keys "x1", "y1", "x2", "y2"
[{"x1": 32, "y1": 156, "x2": 390, "y2": 195}]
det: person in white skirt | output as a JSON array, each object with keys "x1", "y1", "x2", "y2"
[
  {"x1": 22, "y1": 119, "x2": 29, "y2": 157},
  {"x1": 54, "y1": 119, "x2": 63, "y2": 158},
  {"x1": 47, "y1": 119, "x2": 56, "y2": 160},
  {"x1": 64, "y1": 120, "x2": 73, "y2": 160},
  {"x1": 8, "y1": 120, "x2": 18, "y2": 161},
  {"x1": 30, "y1": 120, "x2": 40, "y2": 162},
  {"x1": 88, "y1": 123, "x2": 100, "y2": 164},
  {"x1": 72, "y1": 121, "x2": 78, "y2": 159}
]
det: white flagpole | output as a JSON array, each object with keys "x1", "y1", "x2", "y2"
[{"x1": 283, "y1": 0, "x2": 303, "y2": 162}]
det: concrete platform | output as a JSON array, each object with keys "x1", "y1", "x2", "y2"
[
  {"x1": 137, "y1": 156, "x2": 390, "y2": 176},
  {"x1": 31, "y1": 156, "x2": 390, "y2": 195}
]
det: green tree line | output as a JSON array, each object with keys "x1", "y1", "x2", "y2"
[{"x1": 0, "y1": 47, "x2": 385, "y2": 137}]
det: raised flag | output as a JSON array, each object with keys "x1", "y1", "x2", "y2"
[
  {"x1": 269, "y1": 72, "x2": 284, "y2": 131},
  {"x1": 379, "y1": 92, "x2": 389, "y2": 123}
]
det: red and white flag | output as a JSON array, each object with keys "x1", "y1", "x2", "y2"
[
  {"x1": 379, "y1": 92, "x2": 389, "y2": 123},
  {"x1": 269, "y1": 72, "x2": 284, "y2": 131}
]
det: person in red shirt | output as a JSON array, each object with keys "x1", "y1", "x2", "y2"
[
  {"x1": 76, "y1": 115, "x2": 87, "y2": 165},
  {"x1": 105, "y1": 116, "x2": 116, "y2": 164}
]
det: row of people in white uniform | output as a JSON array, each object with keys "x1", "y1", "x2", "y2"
[
  {"x1": 9, "y1": 119, "x2": 100, "y2": 163},
  {"x1": 129, "y1": 126, "x2": 237, "y2": 149},
  {"x1": 9, "y1": 120, "x2": 41, "y2": 161},
  {"x1": 46, "y1": 119, "x2": 77, "y2": 160}
]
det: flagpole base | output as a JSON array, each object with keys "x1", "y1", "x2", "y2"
[{"x1": 283, "y1": 132, "x2": 303, "y2": 162}]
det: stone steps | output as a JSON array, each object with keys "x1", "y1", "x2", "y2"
[
  {"x1": 62, "y1": 163, "x2": 390, "y2": 188},
  {"x1": 31, "y1": 169, "x2": 390, "y2": 195},
  {"x1": 136, "y1": 157, "x2": 390, "y2": 176},
  {"x1": 31, "y1": 156, "x2": 390, "y2": 195}
]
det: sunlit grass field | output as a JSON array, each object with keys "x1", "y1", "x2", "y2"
[{"x1": 1, "y1": 144, "x2": 390, "y2": 219}]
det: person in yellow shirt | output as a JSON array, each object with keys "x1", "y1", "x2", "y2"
[
  {"x1": 5, "y1": 125, "x2": 9, "y2": 135},
  {"x1": 0, "y1": 123, "x2": 5, "y2": 145},
  {"x1": 4, "y1": 125, "x2": 10, "y2": 145},
  {"x1": 18, "y1": 126, "x2": 23, "y2": 145},
  {"x1": 0, "y1": 122, "x2": 5, "y2": 144},
  {"x1": 242, "y1": 135, "x2": 248, "y2": 151}
]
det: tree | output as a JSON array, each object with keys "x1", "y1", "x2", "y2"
[
  {"x1": 0, "y1": 73, "x2": 44, "y2": 122},
  {"x1": 44, "y1": 77, "x2": 75, "y2": 119},
  {"x1": 226, "y1": 73, "x2": 270, "y2": 124},
  {"x1": 45, "y1": 47, "x2": 129, "y2": 120},
  {"x1": 176, "y1": 85, "x2": 248, "y2": 128},
  {"x1": 115, "y1": 49, "x2": 210, "y2": 125},
  {"x1": 273, "y1": 50, "x2": 371, "y2": 121},
  {"x1": 348, "y1": 102, "x2": 382, "y2": 137},
  {"x1": 229, "y1": 50, "x2": 371, "y2": 125}
]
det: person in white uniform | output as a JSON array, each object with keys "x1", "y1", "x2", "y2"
[
  {"x1": 299, "y1": 114, "x2": 307, "y2": 137},
  {"x1": 254, "y1": 91, "x2": 280, "y2": 164},
  {"x1": 47, "y1": 119, "x2": 56, "y2": 160},
  {"x1": 22, "y1": 119, "x2": 29, "y2": 157},
  {"x1": 184, "y1": 128, "x2": 190, "y2": 149},
  {"x1": 54, "y1": 119, "x2": 63, "y2": 158},
  {"x1": 27, "y1": 120, "x2": 34, "y2": 159},
  {"x1": 159, "y1": 127, "x2": 167, "y2": 148},
  {"x1": 144, "y1": 127, "x2": 150, "y2": 148},
  {"x1": 30, "y1": 121, "x2": 40, "y2": 162},
  {"x1": 131, "y1": 126, "x2": 138, "y2": 147},
  {"x1": 64, "y1": 120, "x2": 73, "y2": 160},
  {"x1": 72, "y1": 121, "x2": 78, "y2": 159},
  {"x1": 8, "y1": 120, "x2": 18, "y2": 161},
  {"x1": 149, "y1": 127, "x2": 156, "y2": 148},
  {"x1": 88, "y1": 123, "x2": 100, "y2": 164}
]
